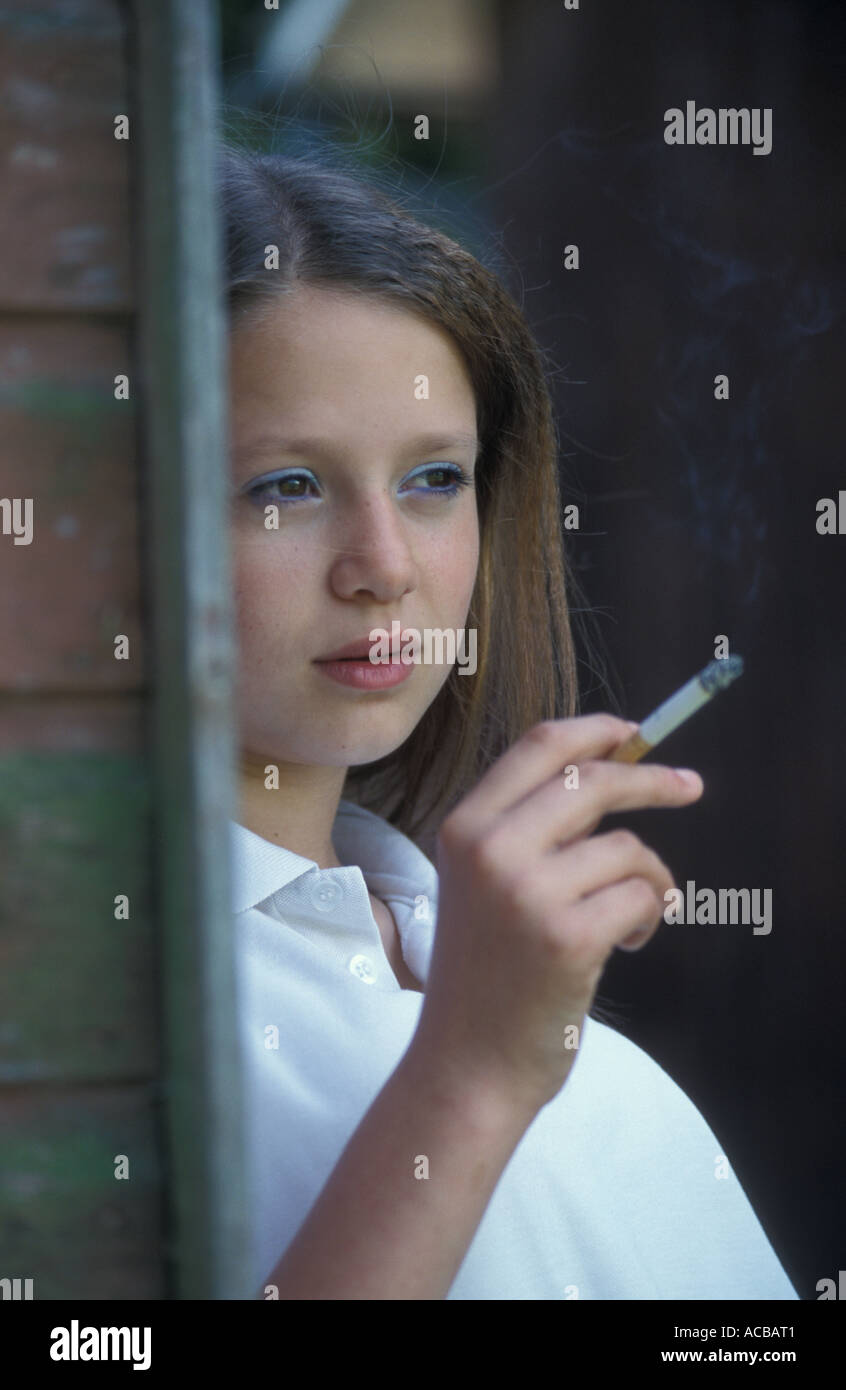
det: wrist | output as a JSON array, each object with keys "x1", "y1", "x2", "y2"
[{"x1": 399, "y1": 1035, "x2": 543, "y2": 1137}]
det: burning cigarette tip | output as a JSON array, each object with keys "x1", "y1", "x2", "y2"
[{"x1": 698, "y1": 654, "x2": 744, "y2": 695}]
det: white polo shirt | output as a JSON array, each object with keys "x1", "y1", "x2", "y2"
[{"x1": 231, "y1": 797, "x2": 799, "y2": 1300}]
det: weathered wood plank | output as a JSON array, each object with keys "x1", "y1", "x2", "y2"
[
  {"x1": 0, "y1": 320, "x2": 144, "y2": 690},
  {"x1": 0, "y1": 694, "x2": 145, "y2": 751},
  {"x1": 0, "y1": 752, "x2": 155, "y2": 1084},
  {"x1": 0, "y1": 0, "x2": 165, "y2": 1305},
  {"x1": 0, "y1": 0, "x2": 131, "y2": 311},
  {"x1": 0, "y1": 1084, "x2": 165, "y2": 1299}
]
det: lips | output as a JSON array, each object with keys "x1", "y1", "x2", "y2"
[{"x1": 315, "y1": 634, "x2": 401, "y2": 662}]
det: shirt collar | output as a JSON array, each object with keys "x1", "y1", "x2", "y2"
[{"x1": 229, "y1": 797, "x2": 438, "y2": 915}]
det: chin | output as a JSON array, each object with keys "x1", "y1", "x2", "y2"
[
  {"x1": 341, "y1": 730, "x2": 418, "y2": 769},
  {"x1": 244, "y1": 686, "x2": 434, "y2": 767},
  {"x1": 337, "y1": 713, "x2": 425, "y2": 768}
]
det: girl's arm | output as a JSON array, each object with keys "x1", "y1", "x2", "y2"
[
  {"x1": 258, "y1": 1041, "x2": 540, "y2": 1300},
  {"x1": 260, "y1": 713, "x2": 702, "y2": 1299}
]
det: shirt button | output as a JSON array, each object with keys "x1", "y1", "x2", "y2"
[
  {"x1": 310, "y1": 878, "x2": 342, "y2": 912},
  {"x1": 349, "y1": 954, "x2": 376, "y2": 983}
]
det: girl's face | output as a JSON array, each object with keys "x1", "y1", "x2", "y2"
[{"x1": 229, "y1": 284, "x2": 481, "y2": 770}]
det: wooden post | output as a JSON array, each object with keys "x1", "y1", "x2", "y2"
[{"x1": 131, "y1": 0, "x2": 250, "y2": 1299}]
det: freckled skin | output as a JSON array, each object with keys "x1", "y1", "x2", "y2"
[{"x1": 228, "y1": 284, "x2": 480, "y2": 861}]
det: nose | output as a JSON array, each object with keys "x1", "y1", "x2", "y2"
[{"x1": 327, "y1": 490, "x2": 418, "y2": 603}]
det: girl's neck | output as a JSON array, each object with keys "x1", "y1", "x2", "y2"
[{"x1": 238, "y1": 756, "x2": 348, "y2": 869}]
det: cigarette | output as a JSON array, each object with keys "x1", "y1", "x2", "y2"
[{"x1": 608, "y1": 655, "x2": 744, "y2": 763}]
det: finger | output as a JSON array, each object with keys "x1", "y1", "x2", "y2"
[
  {"x1": 554, "y1": 758, "x2": 703, "y2": 842},
  {"x1": 617, "y1": 926, "x2": 654, "y2": 951},
  {"x1": 547, "y1": 829, "x2": 674, "y2": 905},
  {"x1": 444, "y1": 715, "x2": 637, "y2": 837},
  {"x1": 565, "y1": 876, "x2": 666, "y2": 958},
  {"x1": 481, "y1": 754, "x2": 703, "y2": 857}
]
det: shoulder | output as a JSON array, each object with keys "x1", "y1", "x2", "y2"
[{"x1": 575, "y1": 1013, "x2": 720, "y2": 1138}]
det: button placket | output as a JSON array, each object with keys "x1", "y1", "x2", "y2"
[{"x1": 305, "y1": 870, "x2": 382, "y2": 984}]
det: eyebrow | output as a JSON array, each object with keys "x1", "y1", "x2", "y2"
[{"x1": 233, "y1": 432, "x2": 482, "y2": 465}]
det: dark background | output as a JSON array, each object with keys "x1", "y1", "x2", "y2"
[{"x1": 220, "y1": 0, "x2": 845, "y2": 1300}]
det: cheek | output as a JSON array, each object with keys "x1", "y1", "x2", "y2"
[
  {"x1": 232, "y1": 539, "x2": 302, "y2": 648},
  {"x1": 233, "y1": 526, "x2": 309, "y2": 600},
  {"x1": 438, "y1": 508, "x2": 480, "y2": 608},
  {"x1": 232, "y1": 548, "x2": 266, "y2": 632}
]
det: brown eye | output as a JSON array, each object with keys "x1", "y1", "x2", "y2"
[
  {"x1": 402, "y1": 464, "x2": 472, "y2": 497},
  {"x1": 243, "y1": 471, "x2": 319, "y2": 506}
]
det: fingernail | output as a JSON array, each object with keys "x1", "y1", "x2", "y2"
[{"x1": 675, "y1": 768, "x2": 702, "y2": 788}]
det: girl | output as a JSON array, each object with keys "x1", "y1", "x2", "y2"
[{"x1": 222, "y1": 138, "x2": 798, "y2": 1301}]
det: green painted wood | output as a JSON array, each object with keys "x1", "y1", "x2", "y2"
[
  {"x1": 0, "y1": 380, "x2": 127, "y2": 425},
  {"x1": 0, "y1": 0, "x2": 165, "y2": 1306},
  {"x1": 0, "y1": 753, "x2": 154, "y2": 1083},
  {"x1": 0, "y1": 1084, "x2": 165, "y2": 1299}
]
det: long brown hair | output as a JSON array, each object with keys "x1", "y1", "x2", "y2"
[{"x1": 219, "y1": 137, "x2": 588, "y2": 856}]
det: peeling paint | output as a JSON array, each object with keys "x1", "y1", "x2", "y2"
[{"x1": 10, "y1": 143, "x2": 59, "y2": 169}]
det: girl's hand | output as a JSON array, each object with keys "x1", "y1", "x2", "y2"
[{"x1": 412, "y1": 714, "x2": 703, "y2": 1114}]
